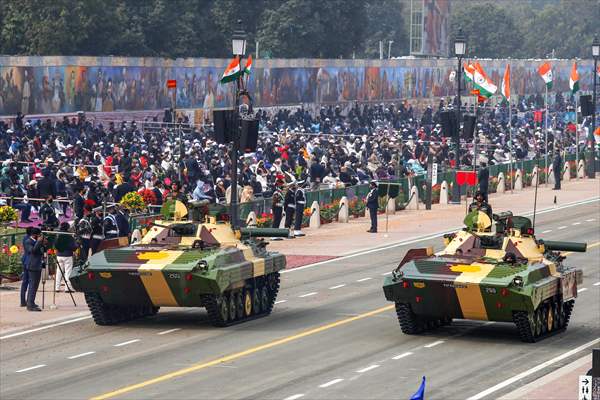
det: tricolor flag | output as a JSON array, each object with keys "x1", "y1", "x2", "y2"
[
  {"x1": 472, "y1": 62, "x2": 497, "y2": 99},
  {"x1": 569, "y1": 62, "x2": 579, "y2": 94},
  {"x1": 501, "y1": 64, "x2": 510, "y2": 101},
  {"x1": 464, "y1": 62, "x2": 475, "y2": 82},
  {"x1": 243, "y1": 54, "x2": 253, "y2": 75},
  {"x1": 220, "y1": 56, "x2": 241, "y2": 84},
  {"x1": 538, "y1": 62, "x2": 553, "y2": 89}
]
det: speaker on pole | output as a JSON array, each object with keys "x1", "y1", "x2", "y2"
[
  {"x1": 240, "y1": 119, "x2": 260, "y2": 152},
  {"x1": 462, "y1": 115, "x2": 477, "y2": 139},
  {"x1": 213, "y1": 109, "x2": 236, "y2": 144},
  {"x1": 580, "y1": 95, "x2": 593, "y2": 117}
]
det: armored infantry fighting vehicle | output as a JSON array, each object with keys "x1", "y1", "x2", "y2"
[
  {"x1": 382, "y1": 211, "x2": 586, "y2": 342},
  {"x1": 70, "y1": 201, "x2": 288, "y2": 327}
]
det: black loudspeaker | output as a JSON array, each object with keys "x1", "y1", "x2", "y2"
[
  {"x1": 240, "y1": 119, "x2": 259, "y2": 152},
  {"x1": 580, "y1": 95, "x2": 593, "y2": 117},
  {"x1": 213, "y1": 109, "x2": 236, "y2": 144},
  {"x1": 462, "y1": 115, "x2": 477, "y2": 139}
]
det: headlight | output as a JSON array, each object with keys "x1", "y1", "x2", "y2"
[
  {"x1": 196, "y1": 260, "x2": 209, "y2": 271},
  {"x1": 512, "y1": 276, "x2": 524, "y2": 287}
]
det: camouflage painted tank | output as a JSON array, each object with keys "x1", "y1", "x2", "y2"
[
  {"x1": 70, "y1": 201, "x2": 288, "y2": 327},
  {"x1": 382, "y1": 211, "x2": 586, "y2": 342}
]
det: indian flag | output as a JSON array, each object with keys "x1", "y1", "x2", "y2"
[
  {"x1": 243, "y1": 54, "x2": 253, "y2": 75},
  {"x1": 464, "y1": 62, "x2": 475, "y2": 82},
  {"x1": 472, "y1": 62, "x2": 497, "y2": 99},
  {"x1": 220, "y1": 56, "x2": 241, "y2": 83},
  {"x1": 569, "y1": 62, "x2": 579, "y2": 94},
  {"x1": 538, "y1": 62, "x2": 553, "y2": 89},
  {"x1": 501, "y1": 64, "x2": 510, "y2": 101}
]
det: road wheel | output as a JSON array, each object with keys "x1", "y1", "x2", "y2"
[
  {"x1": 395, "y1": 302, "x2": 424, "y2": 334},
  {"x1": 235, "y1": 291, "x2": 244, "y2": 319},
  {"x1": 546, "y1": 303, "x2": 554, "y2": 332},
  {"x1": 218, "y1": 295, "x2": 229, "y2": 324},
  {"x1": 260, "y1": 286, "x2": 270, "y2": 314},
  {"x1": 228, "y1": 292, "x2": 237, "y2": 321},
  {"x1": 252, "y1": 287, "x2": 262, "y2": 315},
  {"x1": 533, "y1": 308, "x2": 543, "y2": 337},
  {"x1": 513, "y1": 310, "x2": 536, "y2": 343},
  {"x1": 243, "y1": 290, "x2": 253, "y2": 317}
]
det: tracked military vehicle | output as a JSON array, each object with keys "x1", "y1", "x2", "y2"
[
  {"x1": 70, "y1": 201, "x2": 288, "y2": 327},
  {"x1": 382, "y1": 211, "x2": 586, "y2": 342}
]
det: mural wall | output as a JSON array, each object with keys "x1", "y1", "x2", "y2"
[{"x1": 0, "y1": 56, "x2": 595, "y2": 116}]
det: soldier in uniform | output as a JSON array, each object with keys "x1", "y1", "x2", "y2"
[
  {"x1": 469, "y1": 190, "x2": 493, "y2": 219},
  {"x1": 284, "y1": 181, "x2": 296, "y2": 235},
  {"x1": 103, "y1": 206, "x2": 119, "y2": 240},
  {"x1": 77, "y1": 205, "x2": 94, "y2": 262},
  {"x1": 293, "y1": 181, "x2": 306, "y2": 237},
  {"x1": 115, "y1": 205, "x2": 131, "y2": 240},
  {"x1": 552, "y1": 147, "x2": 562, "y2": 190},
  {"x1": 90, "y1": 207, "x2": 105, "y2": 255},
  {"x1": 271, "y1": 179, "x2": 285, "y2": 229},
  {"x1": 366, "y1": 181, "x2": 379, "y2": 233}
]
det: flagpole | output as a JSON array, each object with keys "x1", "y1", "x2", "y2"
[
  {"x1": 544, "y1": 84, "x2": 548, "y2": 186},
  {"x1": 508, "y1": 63, "x2": 513, "y2": 193},
  {"x1": 575, "y1": 92, "x2": 579, "y2": 178}
]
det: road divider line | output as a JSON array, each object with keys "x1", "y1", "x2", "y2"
[
  {"x1": 68, "y1": 351, "x2": 96, "y2": 360},
  {"x1": 283, "y1": 395, "x2": 305, "y2": 400},
  {"x1": 467, "y1": 338, "x2": 600, "y2": 400},
  {"x1": 298, "y1": 292, "x2": 317, "y2": 298},
  {"x1": 356, "y1": 364, "x2": 380, "y2": 373},
  {"x1": 329, "y1": 284, "x2": 346, "y2": 290},
  {"x1": 356, "y1": 277, "x2": 373, "y2": 282},
  {"x1": 16, "y1": 364, "x2": 46, "y2": 373},
  {"x1": 557, "y1": 226, "x2": 567, "y2": 230},
  {"x1": 381, "y1": 272, "x2": 392, "y2": 276},
  {"x1": 586, "y1": 218, "x2": 596, "y2": 222},
  {"x1": 157, "y1": 329, "x2": 180, "y2": 336},
  {"x1": 274, "y1": 300, "x2": 287, "y2": 304},
  {"x1": 593, "y1": 282, "x2": 600, "y2": 286},
  {"x1": 114, "y1": 339, "x2": 140, "y2": 347},
  {"x1": 90, "y1": 304, "x2": 394, "y2": 400},
  {"x1": 392, "y1": 352, "x2": 413, "y2": 360},
  {"x1": 577, "y1": 288, "x2": 588, "y2": 293},
  {"x1": 0, "y1": 315, "x2": 92, "y2": 340},
  {"x1": 541, "y1": 230, "x2": 552, "y2": 233},
  {"x1": 572, "y1": 222, "x2": 581, "y2": 225},
  {"x1": 424, "y1": 340, "x2": 445, "y2": 348},
  {"x1": 319, "y1": 378, "x2": 344, "y2": 388}
]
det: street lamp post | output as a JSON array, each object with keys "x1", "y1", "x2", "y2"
[
  {"x1": 590, "y1": 35, "x2": 599, "y2": 178},
  {"x1": 451, "y1": 28, "x2": 466, "y2": 204},
  {"x1": 229, "y1": 22, "x2": 247, "y2": 230}
]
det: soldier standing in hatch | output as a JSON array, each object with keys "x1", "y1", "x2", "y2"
[{"x1": 469, "y1": 190, "x2": 493, "y2": 219}]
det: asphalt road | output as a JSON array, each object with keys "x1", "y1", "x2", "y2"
[{"x1": 1, "y1": 201, "x2": 599, "y2": 400}]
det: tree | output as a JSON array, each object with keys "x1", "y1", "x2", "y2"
[{"x1": 362, "y1": 0, "x2": 408, "y2": 58}]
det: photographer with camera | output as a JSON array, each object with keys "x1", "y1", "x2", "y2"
[{"x1": 22, "y1": 228, "x2": 47, "y2": 311}]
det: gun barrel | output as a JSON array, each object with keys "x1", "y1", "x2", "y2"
[
  {"x1": 240, "y1": 228, "x2": 290, "y2": 238},
  {"x1": 543, "y1": 240, "x2": 587, "y2": 253}
]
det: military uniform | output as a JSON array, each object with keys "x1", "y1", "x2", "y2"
[
  {"x1": 272, "y1": 186, "x2": 284, "y2": 228},
  {"x1": 293, "y1": 185, "x2": 306, "y2": 235},
  {"x1": 103, "y1": 212, "x2": 119, "y2": 239},
  {"x1": 284, "y1": 186, "x2": 296, "y2": 229},
  {"x1": 77, "y1": 216, "x2": 93, "y2": 262},
  {"x1": 366, "y1": 185, "x2": 378, "y2": 233},
  {"x1": 469, "y1": 200, "x2": 493, "y2": 219}
]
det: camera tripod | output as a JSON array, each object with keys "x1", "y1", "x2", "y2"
[{"x1": 44, "y1": 252, "x2": 77, "y2": 308}]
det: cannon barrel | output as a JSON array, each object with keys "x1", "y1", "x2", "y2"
[
  {"x1": 240, "y1": 227, "x2": 290, "y2": 238},
  {"x1": 542, "y1": 240, "x2": 587, "y2": 253}
]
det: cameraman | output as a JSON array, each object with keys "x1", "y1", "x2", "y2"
[
  {"x1": 54, "y1": 222, "x2": 78, "y2": 292},
  {"x1": 23, "y1": 228, "x2": 47, "y2": 311}
]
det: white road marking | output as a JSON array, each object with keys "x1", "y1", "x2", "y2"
[
  {"x1": 16, "y1": 364, "x2": 46, "y2": 373},
  {"x1": 356, "y1": 364, "x2": 380, "y2": 373},
  {"x1": 578, "y1": 288, "x2": 588, "y2": 293},
  {"x1": 157, "y1": 329, "x2": 180, "y2": 335},
  {"x1": 467, "y1": 338, "x2": 600, "y2": 400},
  {"x1": 274, "y1": 300, "x2": 287, "y2": 304},
  {"x1": 356, "y1": 277, "x2": 373, "y2": 282},
  {"x1": 593, "y1": 282, "x2": 600, "y2": 286},
  {"x1": 541, "y1": 229, "x2": 553, "y2": 234},
  {"x1": 381, "y1": 271, "x2": 392, "y2": 276},
  {"x1": 319, "y1": 378, "x2": 344, "y2": 388},
  {"x1": 281, "y1": 198, "x2": 599, "y2": 275},
  {"x1": 114, "y1": 339, "x2": 141, "y2": 347},
  {"x1": 283, "y1": 394, "x2": 305, "y2": 400},
  {"x1": 392, "y1": 352, "x2": 413, "y2": 360},
  {"x1": 424, "y1": 340, "x2": 445, "y2": 348},
  {"x1": 298, "y1": 292, "x2": 317, "y2": 298},
  {"x1": 67, "y1": 351, "x2": 95, "y2": 360},
  {"x1": 572, "y1": 222, "x2": 581, "y2": 225},
  {"x1": 0, "y1": 315, "x2": 92, "y2": 340},
  {"x1": 557, "y1": 226, "x2": 567, "y2": 230},
  {"x1": 586, "y1": 218, "x2": 596, "y2": 222},
  {"x1": 329, "y1": 284, "x2": 346, "y2": 290}
]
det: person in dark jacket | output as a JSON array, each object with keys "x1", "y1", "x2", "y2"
[
  {"x1": 478, "y1": 162, "x2": 490, "y2": 202},
  {"x1": 73, "y1": 185, "x2": 86, "y2": 220},
  {"x1": 115, "y1": 206, "x2": 130, "y2": 239},
  {"x1": 552, "y1": 149, "x2": 562, "y2": 190},
  {"x1": 293, "y1": 181, "x2": 306, "y2": 237},
  {"x1": 283, "y1": 182, "x2": 296, "y2": 232},
  {"x1": 39, "y1": 195, "x2": 59, "y2": 229},
  {"x1": 23, "y1": 228, "x2": 46, "y2": 311},
  {"x1": 19, "y1": 227, "x2": 33, "y2": 307},
  {"x1": 54, "y1": 222, "x2": 78, "y2": 292},
  {"x1": 366, "y1": 181, "x2": 379, "y2": 233},
  {"x1": 113, "y1": 177, "x2": 135, "y2": 202},
  {"x1": 37, "y1": 172, "x2": 56, "y2": 199}
]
